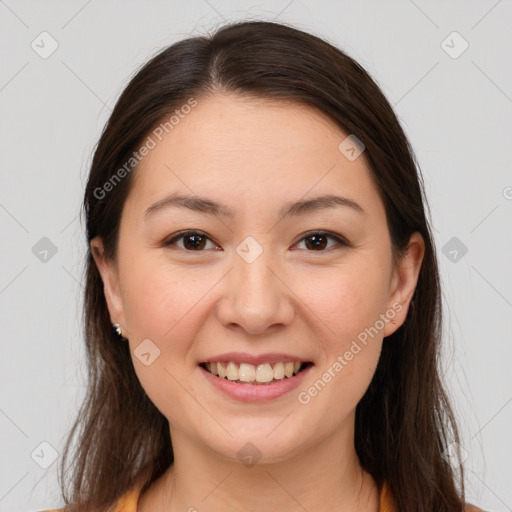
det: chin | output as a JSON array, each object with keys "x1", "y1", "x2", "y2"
[{"x1": 202, "y1": 428, "x2": 306, "y2": 466}]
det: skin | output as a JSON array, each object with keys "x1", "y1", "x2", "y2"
[{"x1": 91, "y1": 93, "x2": 424, "y2": 512}]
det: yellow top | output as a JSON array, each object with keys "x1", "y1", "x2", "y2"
[{"x1": 39, "y1": 480, "x2": 395, "y2": 511}]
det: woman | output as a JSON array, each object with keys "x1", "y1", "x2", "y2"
[{"x1": 41, "y1": 20, "x2": 484, "y2": 512}]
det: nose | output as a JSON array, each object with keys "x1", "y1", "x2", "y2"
[{"x1": 216, "y1": 251, "x2": 295, "y2": 335}]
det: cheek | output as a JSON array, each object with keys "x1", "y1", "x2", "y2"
[
  {"x1": 120, "y1": 260, "x2": 210, "y2": 423},
  {"x1": 298, "y1": 343, "x2": 382, "y2": 428},
  {"x1": 121, "y1": 252, "x2": 207, "y2": 342},
  {"x1": 296, "y1": 261, "x2": 390, "y2": 348},
  {"x1": 296, "y1": 272, "x2": 385, "y2": 419}
]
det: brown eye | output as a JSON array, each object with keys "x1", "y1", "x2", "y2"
[
  {"x1": 163, "y1": 230, "x2": 349, "y2": 253},
  {"x1": 295, "y1": 231, "x2": 349, "y2": 251},
  {"x1": 164, "y1": 231, "x2": 219, "y2": 251}
]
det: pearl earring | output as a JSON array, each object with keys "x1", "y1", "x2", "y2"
[{"x1": 112, "y1": 323, "x2": 122, "y2": 337}]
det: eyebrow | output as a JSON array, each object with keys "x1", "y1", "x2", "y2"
[{"x1": 144, "y1": 192, "x2": 365, "y2": 221}]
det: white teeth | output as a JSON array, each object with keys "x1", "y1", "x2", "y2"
[
  {"x1": 239, "y1": 363, "x2": 256, "y2": 382},
  {"x1": 226, "y1": 361, "x2": 238, "y2": 381},
  {"x1": 255, "y1": 363, "x2": 274, "y2": 383},
  {"x1": 273, "y1": 361, "x2": 285, "y2": 380},
  {"x1": 204, "y1": 360, "x2": 306, "y2": 383}
]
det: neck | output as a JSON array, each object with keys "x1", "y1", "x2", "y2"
[{"x1": 139, "y1": 414, "x2": 379, "y2": 512}]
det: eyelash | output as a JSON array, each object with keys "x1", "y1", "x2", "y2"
[{"x1": 163, "y1": 230, "x2": 350, "y2": 252}]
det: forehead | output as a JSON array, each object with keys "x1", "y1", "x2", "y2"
[
  {"x1": 127, "y1": 93, "x2": 382, "y2": 218},
  {"x1": 151, "y1": 93, "x2": 349, "y2": 162}
]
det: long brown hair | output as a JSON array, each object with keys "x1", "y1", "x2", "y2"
[{"x1": 59, "y1": 20, "x2": 466, "y2": 511}]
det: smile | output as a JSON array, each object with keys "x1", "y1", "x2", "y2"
[{"x1": 200, "y1": 360, "x2": 312, "y2": 384}]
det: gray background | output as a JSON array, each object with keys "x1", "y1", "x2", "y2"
[{"x1": 1, "y1": 1, "x2": 511, "y2": 511}]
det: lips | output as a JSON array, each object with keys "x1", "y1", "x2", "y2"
[
  {"x1": 199, "y1": 357, "x2": 314, "y2": 402},
  {"x1": 198, "y1": 351, "x2": 314, "y2": 395}
]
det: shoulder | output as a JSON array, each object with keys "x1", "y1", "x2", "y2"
[
  {"x1": 465, "y1": 504, "x2": 487, "y2": 512},
  {"x1": 37, "y1": 508, "x2": 70, "y2": 512},
  {"x1": 35, "y1": 484, "x2": 141, "y2": 512}
]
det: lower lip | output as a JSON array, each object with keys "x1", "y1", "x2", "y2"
[{"x1": 199, "y1": 364, "x2": 313, "y2": 402}]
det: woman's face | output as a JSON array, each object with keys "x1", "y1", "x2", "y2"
[{"x1": 92, "y1": 93, "x2": 423, "y2": 463}]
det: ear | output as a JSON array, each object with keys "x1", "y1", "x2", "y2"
[
  {"x1": 90, "y1": 236, "x2": 125, "y2": 330},
  {"x1": 383, "y1": 231, "x2": 425, "y2": 337}
]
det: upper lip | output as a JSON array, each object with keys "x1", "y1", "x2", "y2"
[{"x1": 199, "y1": 352, "x2": 312, "y2": 366}]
